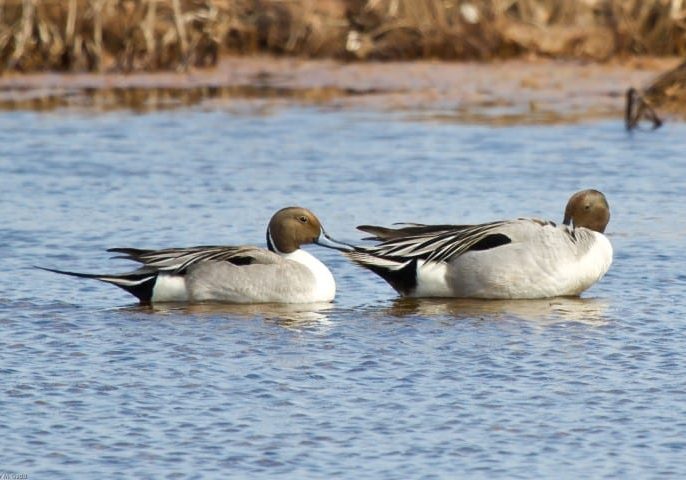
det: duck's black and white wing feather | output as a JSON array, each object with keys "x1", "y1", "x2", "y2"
[
  {"x1": 40, "y1": 245, "x2": 283, "y2": 304},
  {"x1": 108, "y1": 245, "x2": 280, "y2": 274},
  {"x1": 355, "y1": 220, "x2": 513, "y2": 263},
  {"x1": 358, "y1": 223, "x2": 459, "y2": 241}
]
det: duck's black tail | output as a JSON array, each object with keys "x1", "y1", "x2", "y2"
[
  {"x1": 343, "y1": 250, "x2": 418, "y2": 296},
  {"x1": 37, "y1": 266, "x2": 157, "y2": 304}
]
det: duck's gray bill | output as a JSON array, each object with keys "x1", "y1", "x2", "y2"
[{"x1": 315, "y1": 230, "x2": 355, "y2": 251}]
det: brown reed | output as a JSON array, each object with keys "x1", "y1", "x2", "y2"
[{"x1": 1, "y1": 0, "x2": 686, "y2": 73}]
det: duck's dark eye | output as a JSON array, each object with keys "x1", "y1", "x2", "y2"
[
  {"x1": 298, "y1": 215, "x2": 308, "y2": 223},
  {"x1": 584, "y1": 205, "x2": 591, "y2": 211}
]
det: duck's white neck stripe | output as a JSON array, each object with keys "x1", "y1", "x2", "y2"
[{"x1": 267, "y1": 229, "x2": 283, "y2": 254}]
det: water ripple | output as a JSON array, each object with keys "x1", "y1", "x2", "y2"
[{"x1": 1, "y1": 111, "x2": 685, "y2": 478}]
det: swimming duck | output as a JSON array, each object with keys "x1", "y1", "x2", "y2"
[
  {"x1": 345, "y1": 189, "x2": 612, "y2": 299},
  {"x1": 40, "y1": 207, "x2": 351, "y2": 305}
]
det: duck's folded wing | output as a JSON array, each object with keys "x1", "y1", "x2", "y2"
[
  {"x1": 107, "y1": 246, "x2": 280, "y2": 274},
  {"x1": 357, "y1": 220, "x2": 513, "y2": 263},
  {"x1": 357, "y1": 223, "x2": 459, "y2": 241}
]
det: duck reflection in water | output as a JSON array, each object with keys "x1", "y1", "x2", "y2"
[
  {"x1": 119, "y1": 301, "x2": 336, "y2": 331},
  {"x1": 381, "y1": 296, "x2": 610, "y2": 325}
]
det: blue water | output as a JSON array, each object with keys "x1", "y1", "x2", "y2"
[{"x1": 1, "y1": 106, "x2": 686, "y2": 479}]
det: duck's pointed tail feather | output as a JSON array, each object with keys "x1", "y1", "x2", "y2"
[
  {"x1": 36, "y1": 266, "x2": 157, "y2": 304},
  {"x1": 106, "y1": 247, "x2": 154, "y2": 262},
  {"x1": 357, "y1": 225, "x2": 407, "y2": 241},
  {"x1": 357, "y1": 223, "x2": 459, "y2": 241},
  {"x1": 343, "y1": 250, "x2": 417, "y2": 296}
]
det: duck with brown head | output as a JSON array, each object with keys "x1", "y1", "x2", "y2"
[
  {"x1": 345, "y1": 189, "x2": 613, "y2": 299},
  {"x1": 266, "y1": 207, "x2": 349, "y2": 254},
  {"x1": 563, "y1": 189, "x2": 610, "y2": 233},
  {"x1": 39, "y1": 206, "x2": 352, "y2": 305}
]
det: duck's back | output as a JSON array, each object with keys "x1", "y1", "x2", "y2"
[
  {"x1": 185, "y1": 249, "x2": 335, "y2": 304},
  {"x1": 445, "y1": 220, "x2": 613, "y2": 299}
]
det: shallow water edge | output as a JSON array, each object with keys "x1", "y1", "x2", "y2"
[{"x1": 0, "y1": 57, "x2": 682, "y2": 125}]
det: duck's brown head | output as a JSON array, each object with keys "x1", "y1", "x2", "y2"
[
  {"x1": 562, "y1": 189, "x2": 610, "y2": 233},
  {"x1": 267, "y1": 207, "x2": 324, "y2": 253}
]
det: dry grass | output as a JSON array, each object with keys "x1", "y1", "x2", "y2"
[
  {"x1": 1, "y1": 0, "x2": 686, "y2": 72},
  {"x1": 348, "y1": 0, "x2": 686, "y2": 60}
]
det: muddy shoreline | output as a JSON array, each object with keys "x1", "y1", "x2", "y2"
[{"x1": 0, "y1": 56, "x2": 680, "y2": 124}]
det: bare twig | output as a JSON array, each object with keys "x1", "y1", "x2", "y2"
[
  {"x1": 92, "y1": 0, "x2": 106, "y2": 71},
  {"x1": 8, "y1": 0, "x2": 36, "y2": 70},
  {"x1": 65, "y1": 0, "x2": 77, "y2": 46},
  {"x1": 171, "y1": 0, "x2": 188, "y2": 69},
  {"x1": 144, "y1": 0, "x2": 158, "y2": 67}
]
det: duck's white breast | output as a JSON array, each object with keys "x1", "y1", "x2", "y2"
[
  {"x1": 571, "y1": 231, "x2": 613, "y2": 293},
  {"x1": 283, "y1": 249, "x2": 336, "y2": 303}
]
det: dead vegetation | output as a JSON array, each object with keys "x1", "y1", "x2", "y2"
[{"x1": 2, "y1": 0, "x2": 686, "y2": 72}]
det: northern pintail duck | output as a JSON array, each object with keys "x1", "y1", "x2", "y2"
[
  {"x1": 40, "y1": 207, "x2": 351, "y2": 305},
  {"x1": 345, "y1": 189, "x2": 612, "y2": 299}
]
